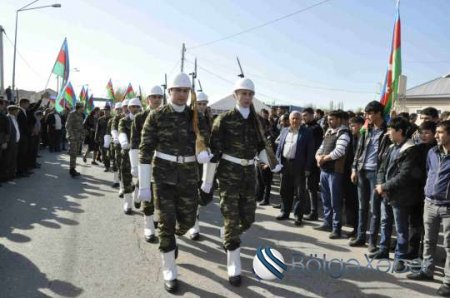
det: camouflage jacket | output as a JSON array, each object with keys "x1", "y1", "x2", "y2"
[
  {"x1": 210, "y1": 108, "x2": 265, "y2": 182},
  {"x1": 95, "y1": 115, "x2": 111, "y2": 143},
  {"x1": 65, "y1": 110, "x2": 84, "y2": 140},
  {"x1": 112, "y1": 114, "x2": 124, "y2": 132},
  {"x1": 106, "y1": 117, "x2": 114, "y2": 135},
  {"x1": 131, "y1": 109, "x2": 151, "y2": 150},
  {"x1": 118, "y1": 114, "x2": 133, "y2": 144},
  {"x1": 140, "y1": 104, "x2": 206, "y2": 185}
]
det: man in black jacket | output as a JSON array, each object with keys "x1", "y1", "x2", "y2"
[
  {"x1": 302, "y1": 108, "x2": 324, "y2": 220},
  {"x1": 349, "y1": 101, "x2": 391, "y2": 251},
  {"x1": 372, "y1": 117, "x2": 422, "y2": 272}
]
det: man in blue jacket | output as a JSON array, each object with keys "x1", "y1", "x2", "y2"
[
  {"x1": 275, "y1": 111, "x2": 314, "y2": 226},
  {"x1": 407, "y1": 120, "x2": 450, "y2": 297}
]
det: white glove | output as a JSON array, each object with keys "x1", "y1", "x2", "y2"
[
  {"x1": 138, "y1": 187, "x2": 151, "y2": 202},
  {"x1": 118, "y1": 132, "x2": 129, "y2": 149},
  {"x1": 103, "y1": 135, "x2": 111, "y2": 148},
  {"x1": 131, "y1": 166, "x2": 138, "y2": 177},
  {"x1": 271, "y1": 164, "x2": 283, "y2": 173},
  {"x1": 129, "y1": 149, "x2": 139, "y2": 177},
  {"x1": 138, "y1": 164, "x2": 152, "y2": 202},
  {"x1": 111, "y1": 130, "x2": 119, "y2": 144},
  {"x1": 197, "y1": 150, "x2": 212, "y2": 164},
  {"x1": 201, "y1": 182, "x2": 213, "y2": 193}
]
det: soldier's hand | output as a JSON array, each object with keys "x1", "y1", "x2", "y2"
[
  {"x1": 200, "y1": 181, "x2": 213, "y2": 193},
  {"x1": 138, "y1": 187, "x2": 151, "y2": 202},
  {"x1": 131, "y1": 166, "x2": 138, "y2": 177},
  {"x1": 197, "y1": 150, "x2": 212, "y2": 164}
]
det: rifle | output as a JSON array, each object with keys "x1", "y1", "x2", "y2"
[
  {"x1": 162, "y1": 73, "x2": 168, "y2": 105},
  {"x1": 190, "y1": 58, "x2": 207, "y2": 153},
  {"x1": 236, "y1": 57, "x2": 278, "y2": 170}
]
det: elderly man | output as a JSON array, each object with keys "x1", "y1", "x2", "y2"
[{"x1": 275, "y1": 111, "x2": 314, "y2": 226}]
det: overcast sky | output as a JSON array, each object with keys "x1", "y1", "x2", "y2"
[{"x1": 1, "y1": 0, "x2": 450, "y2": 109}]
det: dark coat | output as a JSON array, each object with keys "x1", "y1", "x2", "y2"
[
  {"x1": 377, "y1": 139, "x2": 422, "y2": 207},
  {"x1": 276, "y1": 125, "x2": 315, "y2": 172}
]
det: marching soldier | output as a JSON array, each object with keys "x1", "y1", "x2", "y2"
[
  {"x1": 188, "y1": 91, "x2": 212, "y2": 240},
  {"x1": 66, "y1": 102, "x2": 85, "y2": 177},
  {"x1": 130, "y1": 86, "x2": 163, "y2": 243},
  {"x1": 201, "y1": 78, "x2": 279, "y2": 286},
  {"x1": 112, "y1": 99, "x2": 129, "y2": 197},
  {"x1": 118, "y1": 98, "x2": 142, "y2": 214},
  {"x1": 109, "y1": 102, "x2": 122, "y2": 187},
  {"x1": 138, "y1": 73, "x2": 210, "y2": 293},
  {"x1": 95, "y1": 104, "x2": 112, "y2": 172}
]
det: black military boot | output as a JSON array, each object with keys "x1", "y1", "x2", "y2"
[{"x1": 69, "y1": 168, "x2": 80, "y2": 177}]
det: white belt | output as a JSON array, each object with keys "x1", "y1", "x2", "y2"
[
  {"x1": 222, "y1": 154, "x2": 255, "y2": 166},
  {"x1": 154, "y1": 151, "x2": 196, "y2": 164}
]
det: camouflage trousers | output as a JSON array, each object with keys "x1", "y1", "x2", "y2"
[
  {"x1": 68, "y1": 138, "x2": 80, "y2": 169},
  {"x1": 115, "y1": 144, "x2": 122, "y2": 180},
  {"x1": 120, "y1": 149, "x2": 134, "y2": 194},
  {"x1": 100, "y1": 141, "x2": 110, "y2": 169},
  {"x1": 154, "y1": 182, "x2": 198, "y2": 252},
  {"x1": 218, "y1": 172, "x2": 257, "y2": 251},
  {"x1": 110, "y1": 143, "x2": 117, "y2": 171}
]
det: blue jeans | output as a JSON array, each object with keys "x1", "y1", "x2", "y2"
[
  {"x1": 356, "y1": 169, "x2": 381, "y2": 244},
  {"x1": 320, "y1": 171, "x2": 343, "y2": 232},
  {"x1": 379, "y1": 199, "x2": 410, "y2": 259}
]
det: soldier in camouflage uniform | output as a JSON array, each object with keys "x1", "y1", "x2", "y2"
[
  {"x1": 130, "y1": 86, "x2": 163, "y2": 243},
  {"x1": 118, "y1": 98, "x2": 142, "y2": 214},
  {"x1": 109, "y1": 103, "x2": 122, "y2": 188},
  {"x1": 66, "y1": 102, "x2": 85, "y2": 177},
  {"x1": 201, "y1": 78, "x2": 279, "y2": 286},
  {"x1": 138, "y1": 73, "x2": 210, "y2": 293},
  {"x1": 188, "y1": 91, "x2": 212, "y2": 241},
  {"x1": 95, "y1": 105, "x2": 112, "y2": 172},
  {"x1": 112, "y1": 100, "x2": 129, "y2": 197}
]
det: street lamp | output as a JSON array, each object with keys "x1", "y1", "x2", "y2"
[{"x1": 11, "y1": 0, "x2": 61, "y2": 102}]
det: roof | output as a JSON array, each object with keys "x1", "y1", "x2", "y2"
[
  {"x1": 209, "y1": 94, "x2": 270, "y2": 114},
  {"x1": 406, "y1": 74, "x2": 450, "y2": 98}
]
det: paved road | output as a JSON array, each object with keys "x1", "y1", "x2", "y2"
[{"x1": 0, "y1": 151, "x2": 444, "y2": 297}]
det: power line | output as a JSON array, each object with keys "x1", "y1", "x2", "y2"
[
  {"x1": 188, "y1": 0, "x2": 333, "y2": 50},
  {"x1": 2, "y1": 29, "x2": 45, "y2": 80},
  {"x1": 187, "y1": 52, "x2": 375, "y2": 95}
]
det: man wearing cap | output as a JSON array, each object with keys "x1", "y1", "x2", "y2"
[
  {"x1": 112, "y1": 100, "x2": 129, "y2": 197},
  {"x1": 131, "y1": 86, "x2": 163, "y2": 243},
  {"x1": 201, "y1": 78, "x2": 278, "y2": 286},
  {"x1": 118, "y1": 98, "x2": 142, "y2": 214},
  {"x1": 138, "y1": 73, "x2": 210, "y2": 293},
  {"x1": 66, "y1": 102, "x2": 84, "y2": 177},
  {"x1": 108, "y1": 103, "x2": 122, "y2": 187},
  {"x1": 95, "y1": 105, "x2": 112, "y2": 172}
]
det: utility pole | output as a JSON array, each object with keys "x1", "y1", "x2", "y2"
[
  {"x1": 0, "y1": 25, "x2": 4, "y2": 93},
  {"x1": 180, "y1": 43, "x2": 186, "y2": 72}
]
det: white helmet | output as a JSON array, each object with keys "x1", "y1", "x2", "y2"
[
  {"x1": 149, "y1": 85, "x2": 164, "y2": 96},
  {"x1": 128, "y1": 97, "x2": 142, "y2": 107},
  {"x1": 168, "y1": 73, "x2": 191, "y2": 89},
  {"x1": 114, "y1": 102, "x2": 122, "y2": 109},
  {"x1": 196, "y1": 91, "x2": 209, "y2": 103},
  {"x1": 233, "y1": 78, "x2": 255, "y2": 93},
  {"x1": 122, "y1": 99, "x2": 130, "y2": 107}
]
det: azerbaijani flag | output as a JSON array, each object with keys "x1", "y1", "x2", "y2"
[
  {"x1": 55, "y1": 82, "x2": 76, "y2": 113},
  {"x1": 123, "y1": 83, "x2": 135, "y2": 99},
  {"x1": 51, "y1": 38, "x2": 70, "y2": 89},
  {"x1": 379, "y1": 0, "x2": 401, "y2": 120},
  {"x1": 106, "y1": 79, "x2": 115, "y2": 101},
  {"x1": 85, "y1": 94, "x2": 94, "y2": 115},
  {"x1": 79, "y1": 86, "x2": 87, "y2": 103}
]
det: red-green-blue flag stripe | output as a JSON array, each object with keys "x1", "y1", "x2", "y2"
[
  {"x1": 55, "y1": 81, "x2": 77, "y2": 113},
  {"x1": 379, "y1": 1, "x2": 401, "y2": 120},
  {"x1": 123, "y1": 83, "x2": 135, "y2": 99},
  {"x1": 51, "y1": 38, "x2": 70, "y2": 90},
  {"x1": 107, "y1": 79, "x2": 115, "y2": 101}
]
